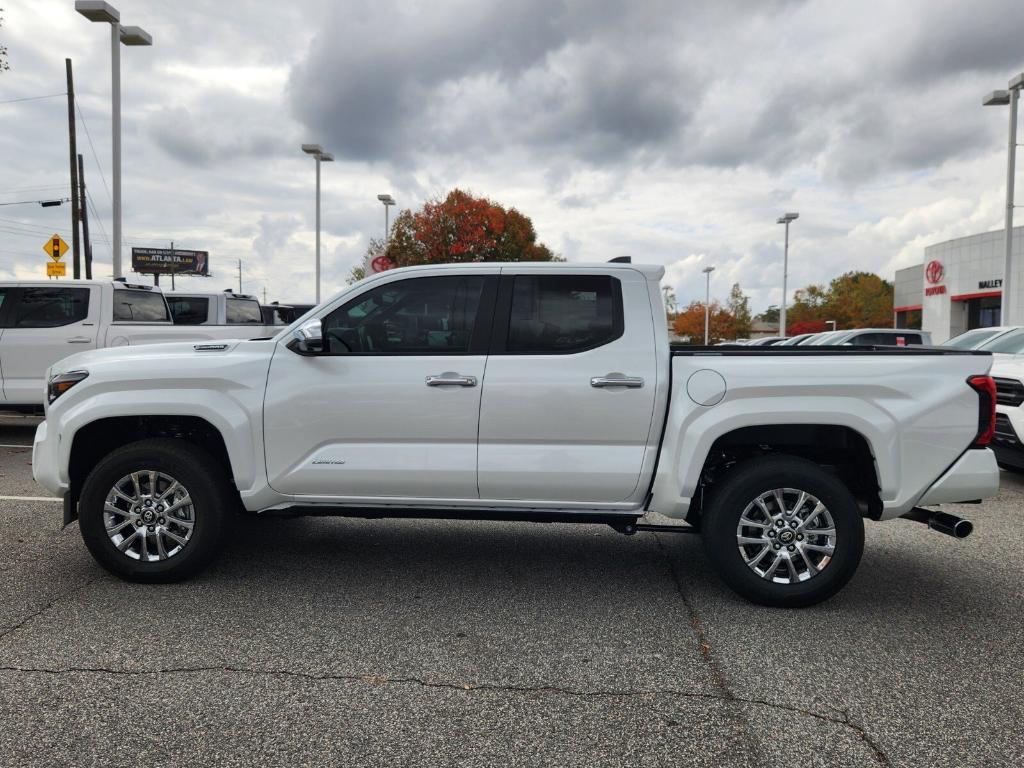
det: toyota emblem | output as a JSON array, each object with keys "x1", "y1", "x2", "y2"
[{"x1": 925, "y1": 260, "x2": 944, "y2": 285}]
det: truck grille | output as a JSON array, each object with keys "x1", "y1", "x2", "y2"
[{"x1": 993, "y1": 377, "x2": 1024, "y2": 407}]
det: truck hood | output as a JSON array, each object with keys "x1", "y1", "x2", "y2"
[{"x1": 50, "y1": 339, "x2": 268, "y2": 377}]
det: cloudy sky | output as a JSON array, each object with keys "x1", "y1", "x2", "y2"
[{"x1": 0, "y1": 0, "x2": 1021, "y2": 308}]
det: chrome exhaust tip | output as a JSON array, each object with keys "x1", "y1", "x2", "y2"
[{"x1": 902, "y1": 508, "x2": 973, "y2": 539}]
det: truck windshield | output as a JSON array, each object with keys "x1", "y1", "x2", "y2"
[
  {"x1": 979, "y1": 328, "x2": 1024, "y2": 354},
  {"x1": 944, "y1": 328, "x2": 1003, "y2": 349},
  {"x1": 226, "y1": 298, "x2": 263, "y2": 324},
  {"x1": 113, "y1": 289, "x2": 170, "y2": 322}
]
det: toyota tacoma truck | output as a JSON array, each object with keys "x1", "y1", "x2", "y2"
[{"x1": 32, "y1": 262, "x2": 1000, "y2": 606}]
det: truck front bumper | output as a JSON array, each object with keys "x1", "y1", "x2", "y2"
[{"x1": 32, "y1": 419, "x2": 68, "y2": 498}]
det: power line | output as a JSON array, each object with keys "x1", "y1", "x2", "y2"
[
  {"x1": 75, "y1": 104, "x2": 113, "y2": 208},
  {"x1": 84, "y1": 188, "x2": 112, "y2": 258},
  {"x1": 0, "y1": 93, "x2": 66, "y2": 105}
]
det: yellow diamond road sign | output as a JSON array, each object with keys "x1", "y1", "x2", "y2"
[
  {"x1": 43, "y1": 234, "x2": 68, "y2": 262},
  {"x1": 47, "y1": 261, "x2": 67, "y2": 277}
]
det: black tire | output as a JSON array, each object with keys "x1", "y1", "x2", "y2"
[
  {"x1": 701, "y1": 456, "x2": 864, "y2": 608},
  {"x1": 78, "y1": 438, "x2": 233, "y2": 582}
]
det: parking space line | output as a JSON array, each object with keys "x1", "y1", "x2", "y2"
[
  {"x1": 0, "y1": 495, "x2": 60, "y2": 502},
  {"x1": 0, "y1": 444, "x2": 32, "y2": 449}
]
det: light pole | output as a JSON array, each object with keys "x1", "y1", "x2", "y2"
[
  {"x1": 776, "y1": 212, "x2": 799, "y2": 336},
  {"x1": 75, "y1": 2, "x2": 152, "y2": 279},
  {"x1": 983, "y1": 73, "x2": 1024, "y2": 325},
  {"x1": 302, "y1": 144, "x2": 333, "y2": 303},
  {"x1": 377, "y1": 194, "x2": 396, "y2": 242},
  {"x1": 702, "y1": 265, "x2": 715, "y2": 344}
]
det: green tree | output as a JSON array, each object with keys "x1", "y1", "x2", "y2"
[
  {"x1": 727, "y1": 283, "x2": 752, "y2": 337},
  {"x1": 756, "y1": 305, "x2": 779, "y2": 324},
  {"x1": 823, "y1": 271, "x2": 893, "y2": 328},
  {"x1": 786, "y1": 283, "x2": 828, "y2": 328}
]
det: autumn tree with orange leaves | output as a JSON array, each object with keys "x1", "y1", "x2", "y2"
[
  {"x1": 353, "y1": 189, "x2": 559, "y2": 281},
  {"x1": 672, "y1": 300, "x2": 737, "y2": 344}
]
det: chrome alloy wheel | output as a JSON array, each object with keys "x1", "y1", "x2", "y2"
[
  {"x1": 102, "y1": 471, "x2": 195, "y2": 562},
  {"x1": 735, "y1": 488, "x2": 836, "y2": 584}
]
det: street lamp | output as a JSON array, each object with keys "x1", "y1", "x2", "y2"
[
  {"x1": 983, "y1": 72, "x2": 1024, "y2": 325},
  {"x1": 776, "y1": 212, "x2": 799, "y2": 336},
  {"x1": 377, "y1": 194, "x2": 396, "y2": 242},
  {"x1": 302, "y1": 144, "x2": 333, "y2": 303},
  {"x1": 75, "y1": 1, "x2": 152, "y2": 279},
  {"x1": 702, "y1": 265, "x2": 715, "y2": 344}
]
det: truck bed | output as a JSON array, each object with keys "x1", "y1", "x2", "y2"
[{"x1": 670, "y1": 344, "x2": 989, "y2": 356}]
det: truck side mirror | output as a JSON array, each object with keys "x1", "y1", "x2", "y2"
[{"x1": 289, "y1": 318, "x2": 324, "y2": 355}]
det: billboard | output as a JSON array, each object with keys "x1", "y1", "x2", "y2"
[{"x1": 131, "y1": 247, "x2": 209, "y2": 276}]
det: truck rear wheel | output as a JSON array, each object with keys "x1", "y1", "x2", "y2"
[
  {"x1": 701, "y1": 456, "x2": 864, "y2": 607},
  {"x1": 78, "y1": 438, "x2": 232, "y2": 582}
]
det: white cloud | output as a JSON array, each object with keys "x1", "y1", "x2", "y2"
[{"x1": 0, "y1": 0, "x2": 1020, "y2": 311}]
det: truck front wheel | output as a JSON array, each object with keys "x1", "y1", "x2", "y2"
[
  {"x1": 78, "y1": 438, "x2": 232, "y2": 582},
  {"x1": 701, "y1": 456, "x2": 864, "y2": 607}
]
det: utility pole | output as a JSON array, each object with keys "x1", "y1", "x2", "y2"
[
  {"x1": 66, "y1": 58, "x2": 81, "y2": 276},
  {"x1": 262, "y1": 286, "x2": 267, "y2": 304},
  {"x1": 170, "y1": 241, "x2": 175, "y2": 290},
  {"x1": 237, "y1": 258, "x2": 242, "y2": 294},
  {"x1": 77, "y1": 154, "x2": 93, "y2": 279}
]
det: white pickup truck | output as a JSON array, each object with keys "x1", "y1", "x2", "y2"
[
  {"x1": 163, "y1": 290, "x2": 273, "y2": 329},
  {"x1": 32, "y1": 262, "x2": 1000, "y2": 606},
  {"x1": 0, "y1": 280, "x2": 277, "y2": 408}
]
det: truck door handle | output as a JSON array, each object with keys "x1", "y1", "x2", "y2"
[
  {"x1": 591, "y1": 374, "x2": 644, "y2": 389},
  {"x1": 425, "y1": 373, "x2": 478, "y2": 387},
  {"x1": 67, "y1": 336, "x2": 92, "y2": 344}
]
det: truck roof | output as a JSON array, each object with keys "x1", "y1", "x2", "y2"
[
  {"x1": 0, "y1": 279, "x2": 161, "y2": 291},
  {"x1": 164, "y1": 291, "x2": 259, "y2": 300},
  {"x1": 367, "y1": 261, "x2": 666, "y2": 281}
]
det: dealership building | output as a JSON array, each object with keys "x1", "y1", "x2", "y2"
[{"x1": 893, "y1": 226, "x2": 1024, "y2": 343}]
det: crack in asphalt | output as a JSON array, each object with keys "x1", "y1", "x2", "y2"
[
  {"x1": 0, "y1": 577, "x2": 97, "y2": 644},
  {"x1": 0, "y1": 660, "x2": 896, "y2": 748},
  {"x1": 651, "y1": 533, "x2": 892, "y2": 767}
]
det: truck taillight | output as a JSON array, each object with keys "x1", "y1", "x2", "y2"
[{"x1": 967, "y1": 375, "x2": 996, "y2": 447}]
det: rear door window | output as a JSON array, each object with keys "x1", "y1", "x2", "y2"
[
  {"x1": 505, "y1": 275, "x2": 623, "y2": 354},
  {"x1": 226, "y1": 298, "x2": 263, "y2": 324},
  {"x1": 11, "y1": 287, "x2": 90, "y2": 328},
  {"x1": 166, "y1": 296, "x2": 210, "y2": 325},
  {"x1": 113, "y1": 289, "x2": 170, "y2": 322}
]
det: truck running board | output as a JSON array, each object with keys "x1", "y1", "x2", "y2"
[{"x1": 612, "y1": 522, "x2": 699, "y2": 535}]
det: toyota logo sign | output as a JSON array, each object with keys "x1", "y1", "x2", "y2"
[{"x1": 925, "y1": 260, "x2": 944, "y2": 285}]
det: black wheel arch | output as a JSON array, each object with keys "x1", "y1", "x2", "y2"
[{"x1": 67, "y1": 415, "x2": 237, "y2": 524}]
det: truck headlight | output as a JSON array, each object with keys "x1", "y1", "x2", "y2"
[{"x1": 48, "y1": 370, "x2": 89, "y2": 403}]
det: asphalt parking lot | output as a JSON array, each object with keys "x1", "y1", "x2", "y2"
[{"x1": 0, "y1": 417, "x2": 1021, "y2": 767}]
